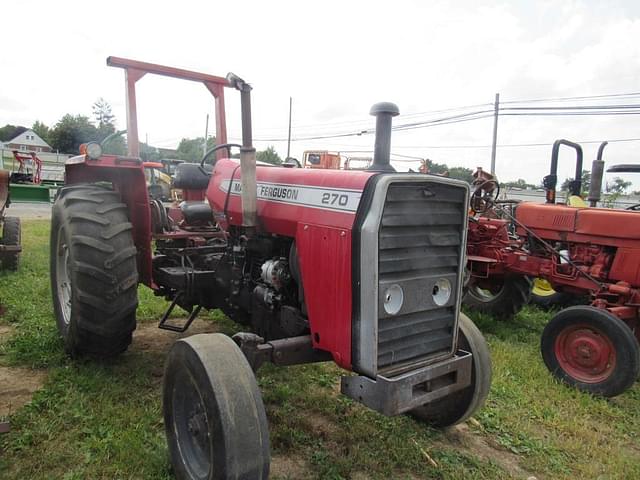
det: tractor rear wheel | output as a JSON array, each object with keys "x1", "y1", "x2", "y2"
[
  {"x1": 409, "y1": 313, "x2": 492, "y2": 428},
  {"x1": 541, "y1": 306, "x2": 640, "y2": 397},
  {"x1": 50, "y1": 184, "x2": 138, "y2": 357},
  {"x1": 463, "y1": 274, "x2": 531, "y2": 319},
  {"x1": 164, "y1": 334, "x2": 270, "y2": 480},
  {"x1": 0, "y1": 216, "x2": 21, "y2": 271}
]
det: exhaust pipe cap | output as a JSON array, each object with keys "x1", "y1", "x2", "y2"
[{"x1": 370, "y1": 102, "x2": 400, "y2": 117}]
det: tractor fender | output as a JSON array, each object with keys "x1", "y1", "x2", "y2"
[{"x1": 64, "y1": 156, "x2": 155, "y2": 288}]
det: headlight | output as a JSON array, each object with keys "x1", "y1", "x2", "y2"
[
  {"x1": 432, "y1": 278, "x2": 452, "y2": 306},
  {"x1": 383, "y1": 284, "x2": 404, "y2": 315},
  {"x1": 86, "y1": 142, "x2": 102, "y2": 160}
]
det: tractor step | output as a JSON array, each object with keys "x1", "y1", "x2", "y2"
[{"x1": 158, "y1": 293, "x2": 202, "y2": 333}]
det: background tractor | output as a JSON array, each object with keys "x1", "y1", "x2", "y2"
[
  {"x1": 464, "y1": 139, "x2": 640, "y2": 397},
  {"x1": 50, "y1": 57, "x2": 491, "y2": 479},
  {"x1": 0, "y1": 169, "x2": 21, "y2": 271}
]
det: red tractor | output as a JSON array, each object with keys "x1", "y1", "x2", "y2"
[
  {"x1": 465, "y1": 139, "x2": 640, "y2": 397},
  {"x1": 11, "y1": 150, "x2": 43, "y2": 185},
  {"x1": 0, "y1": 169, "x2": 21, "y2": 271},
  {"x1": 50, "y1": 57, "x2": 491, "y2": 479}
]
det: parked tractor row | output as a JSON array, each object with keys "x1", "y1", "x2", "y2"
[{"x1": 49, "y1": 57, "x2": 492, "y2": 479}]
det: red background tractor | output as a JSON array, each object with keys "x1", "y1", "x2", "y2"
[
  {"x1": 465, "y1": 139, "x2": 640, "y2": 397},
  {"x1": 50, "y1": 57, "x2": 492, "y2": 478}
]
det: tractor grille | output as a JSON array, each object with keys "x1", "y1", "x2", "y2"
[{"x1": 377, "y1": 181, "x2": 466, "y2": 372}]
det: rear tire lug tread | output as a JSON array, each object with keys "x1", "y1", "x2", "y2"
[{"x1": 51, "y1": 184, "x2": 138, "y2": 358}]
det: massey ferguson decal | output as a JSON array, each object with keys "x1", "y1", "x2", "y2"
[{"x1": 219, "y1": 180, "x2": 361, "y2": 213}]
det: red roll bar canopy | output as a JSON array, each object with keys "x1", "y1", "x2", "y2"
[{"x1": 106, "y1": 56, "x2": 230, "y2": 157}]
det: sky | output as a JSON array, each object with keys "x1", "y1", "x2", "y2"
[{"x1": 1, "y1": 0, "x2": 639, "y2": 190}]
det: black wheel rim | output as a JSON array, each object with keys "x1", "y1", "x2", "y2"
[{"x1": 173, "y1": 372, "x2": 213, "y2": 480}]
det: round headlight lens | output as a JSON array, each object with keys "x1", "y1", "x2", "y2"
[
  {"x1": 86, "y1": 142, "x2": 102, "y2": 160},
  {"x1": 432, "y1": 278, "x2": 452, "y2": 306},
  {"x1": 383, "y1": 284, "x2": 404, "y2": 315}
]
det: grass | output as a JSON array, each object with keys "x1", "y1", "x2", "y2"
[{"x1": 0, "y1": 220, "x2": 638, "y2": 479}]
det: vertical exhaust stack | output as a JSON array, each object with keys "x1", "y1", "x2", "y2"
[
  {"x1": 588, "y1": 141, "x2": 608, "y2": 207},
  {"x1": 368, "y1": 102, "x2": 400, "y2": 172},
  {"x1": 227, "y1": 73, "x2": 257, "y2": 230}
]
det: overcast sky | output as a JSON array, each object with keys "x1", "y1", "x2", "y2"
[{"x1": 2, "y1": 0, "x2": 639, "y2": 189}]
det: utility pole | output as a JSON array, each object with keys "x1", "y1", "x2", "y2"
[
  {"x1": 490, "y1": 93, "x2": 500, "y2": 175},
  {"x1": 203, "y1": 113, "x2": 210, "y2": 157},
  {"x1": 286, "y1": 97, "x2": 292, "y2": 159}
]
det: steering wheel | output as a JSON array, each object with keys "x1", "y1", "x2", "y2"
[
  {"x1": 100, "y1": 129, "x2": 127, "y2": 147},
  {"x1": 200, "y1": 143, "x2": 242, "y2": 167},
  {"x1": 626, "y1": 203, "x2": 640, "y2": 211},
  {"x1": 470, "y1": 179, "x2": 500, "y2": 214}
]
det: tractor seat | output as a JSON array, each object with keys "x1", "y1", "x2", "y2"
[
  {"x1": 180, "y1": 201, "x2": 213, "y2": 224},
  {"x1": 173, "y1": 163, "x2": 212, "y2": 190}
]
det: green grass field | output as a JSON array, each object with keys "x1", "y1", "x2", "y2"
[{"x1": 1, "y1": 220, "x2": 639, "y2": 479}]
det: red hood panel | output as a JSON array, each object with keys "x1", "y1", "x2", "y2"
[{"x1": 207, "y1": 158, "x2": 375, "y2": 235}]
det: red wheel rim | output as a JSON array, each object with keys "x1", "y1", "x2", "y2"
[{"x1": 554, "y1": 324, "x2": 616, "y2": 383}]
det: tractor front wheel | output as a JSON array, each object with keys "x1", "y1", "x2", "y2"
[
  {"x1": 50, "y1": 184, "x2": 138, "y2": 357},
  {"x1": 0, "y1": 216, "x2": 21, "y2": 271},
  {"x1": 409, "y1": 313, "x2": 492, "y2": 428},
  {"x1": 541, "y1": 306, "x2": 640, "y2": 397},
  {"x1": 463, "y1": 274, "x2": 531, "y2": 319},
  {"x1": 163, "y1": 334, "x2": 270, "y2": 480}
]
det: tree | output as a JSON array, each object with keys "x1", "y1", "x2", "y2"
[
  {"x1": 448, "y1": 166, "x2": 474, "y2": 184},
  {"x1": 424, "y1": 158, "x2": 448, "y2": 175},
  {"x1": 176, "y1": 136, "x2": 216, "y2": 162},
  {"x1": 140, "y1": 142, "x2": 161, "y2": 161},
  {"x1": 502, "y1": 178, "x2": 537, "y2": 190},
  {"x1": 31, "y1": 120, "x2": 50, "y2": 144},
  {"x1": 256, "y1": 146, "x2": 282, "y2": 165},
  {"x1": 48, "y1": 114, "x2": 99, "y2": 153},
  {"x1": 92, "y1": 98, "x2": 115, "y2": 129},
  {"x1": 561, "y1": 170, "x2": 591, "y2": 195},
  {"x1": 606, "y1": 177, "x2": 631, "y2": 195},
  {"x1": 0, "y1": 124, "x2": 27, "y2": 142}
]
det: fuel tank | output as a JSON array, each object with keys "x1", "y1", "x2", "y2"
[{"x1": 515, "y1": 202, "x2": 640, "y2": 248}]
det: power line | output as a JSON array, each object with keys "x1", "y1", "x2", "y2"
[
  {"x1": 501, "y1": 103, "x2": 640, "y2": 111},
  {"x1": 500, "y1": 91, "x2": 640, "y2": 105},
  {"x1": 154, "y1": 91, "x2": 640, "y2": 147},
  {"x1": 253, "y1": 101, "x2": 494, "y2": 132},
  {"x1": 282, "y1": 138, "x2": 640, "y2": 150},
  {"x1": 253, "y1": 102, "x2": 640, "y2": 142}
]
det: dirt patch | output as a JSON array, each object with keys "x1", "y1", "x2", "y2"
[
  {"x1": 270, "y1": 454, "x2": 312, "y2": 479},
  {"x1": 300, "y1": 411, "x2": 338, "y2": 440},
  {"x1": 0, "y1": 366, "x2": 47, "y2": 417},
  {"x1": 0, "y1": 324, "x2": 13, "y2": 338},
  {"x1": 439, "y1": 423, "x2": 538, "y2": 479},
  {"x1": 0, "y1": 323, "x2": 45, "y2": 420},
  {"x1": 131, "y1": 318, "x2": 220, "y2": 355}
]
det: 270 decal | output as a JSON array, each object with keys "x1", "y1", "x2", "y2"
[{"x1": 321, "y1": 192, "x2": 349, "y2": 206}]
